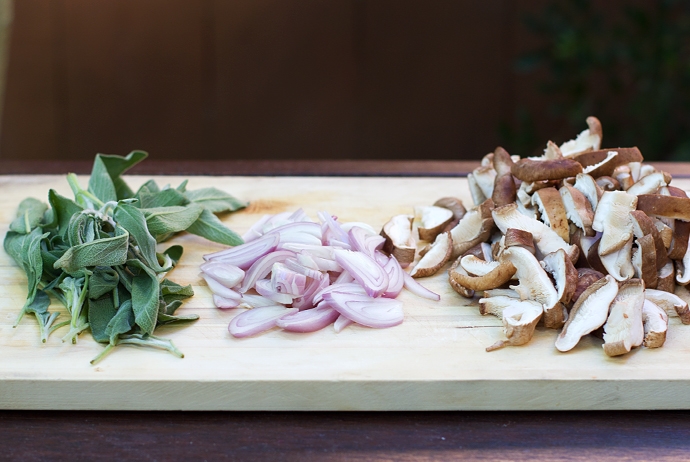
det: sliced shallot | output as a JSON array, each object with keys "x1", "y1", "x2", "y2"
[
  {"x1": 275, "y1": 303, "x2": 340, "y2": 332},
  {"x1": 228, "y1": 306, "x2": 299, "y2": 338},
  {"x1": 323, "y1": 291, "x2": 404, "y2": 329},
  {"x1": 334, "y1": 249, "x2": 389, "y2": 298}
]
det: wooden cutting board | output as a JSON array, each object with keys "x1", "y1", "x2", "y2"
[{"x1": 2, "y1": 174, "x2": 690, "y2": 411}]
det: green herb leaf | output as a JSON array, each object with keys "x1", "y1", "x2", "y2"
[
  {"x1": 105, "y1": 299, "x2": 135, "y2": 345},
  {"x1": 88, "y1": 294, "x2": 117, "y2": 343},
  {"x1": 186, "y1": 208, "x2": 244, "y2": 246},
  {"x1": 47, "y1": 190, "x2": 83, "y2": 237},
  {"x1": 128, "y1": 260, "x2": 160, "y2": 336},
  {"x1": 89, "y1": 266, "x2": 120, "y2": 299},
  {"x1": 137, "y1": 188, "x2": 189, "y2": 208},
  {"x1": 184, "y1": 187, "x2": 247, "y2": 213},
  {"x1": 88, "y1": 156, "x2": 118, "y2": 204},
  {"x1": 143, "y1": 203, "x2": 204, "y2": 240},
  {"x1": 113, "y1": 203, "x2": 168, "y2": 272},
  {"x1": 9, "y1": 198, "x2": 48, "y2": 234},
  {"x1": 94, "y1": 151, "x2": 148, "y2": 200},
  {"x1": 162, "y1": 245, "x2": 183, "y2": 267},
  {"x1": 157, "y1": 312, "x2": 199, "y2": 325},
  {"x1": 53, "y1": 229, "x2": 129, "y2": 274},
  {"x1": 25, "y1": 290, "x2": 61, "y2": 343}
]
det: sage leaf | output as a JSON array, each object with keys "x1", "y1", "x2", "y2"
[
  {"x1": 105, "y1": 299, "x2": 135, "y2": 345},
  {"x1": 186, "y1": 208, "x2": 244, "y2": 246},
  {"x1": 94, "y1": 150, "x2": 148, "y2": 200},
  {"x1": 160, "y1": 278, "x2": 194, "y2": 307},
  {"x1": 157, "y1": 312, "x2": 199, "y2": 325},
  {"x1": 113, "y1": 203, "x2": 168, "y2": 272},
  {"x1": 88, "y1": 294, "x2": 117, "y2": 343},
  {"x1": 143, "y1": 203, "x2": 204, "y2": 240},
  {"x1": 88, "y1": 156, "x2": 118, "y2": 204},
  {"x1": 47, "y1": 190, "x2": 83, "y2": 237},
  {"x1": 9, "y1": 198, "x2": 48, "y2": 234},
  {"x1": 184, "y1": 187, "x2": 247, "y2": 213},
  {"x1": 54, "y1": 229, "x2": 129, "y2": 274},
  {"x1": 162, "y1": 245, "x2": 183, "y2": 267},
  {"x1": 25, "y1": 290, "x2": 60, "y2": 343},
  {"x1": 129, "y1": 260, "x2": 160, "y2": 336},
  {"x1": 138, "y1": 188, "x2": 188, "y2": 209},
  {"x1": 89, "y1": 266, "x2": 120, "y2": 299}
]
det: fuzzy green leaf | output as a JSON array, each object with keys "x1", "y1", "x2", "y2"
[
  {"x1": 143, "y1": 203, "x2": 204, "y2": 240},
  {"x1": 9, "y1": 198, "x2": 48, "y2": 234},
  {"x1": 129, "y1": 260, "x2": 160, "y2": 336},
  {"x1": 53, "y1": 230, "x2": 129, "y2": 274},
  {"x1": 186, "y1": 209, "x2": 244, "y2": 246},
  {"x1": 184, "y1": 187, "x2": 247, "y2": 213}
]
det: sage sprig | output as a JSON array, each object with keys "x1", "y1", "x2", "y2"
[{"x1": 4, "y1": 151, "x2": 247, "y2": 363}]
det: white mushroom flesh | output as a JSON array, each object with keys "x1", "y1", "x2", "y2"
[
  {"x1": 603, "y1": 280, "x2": 645, "y2": 356},
  {"x1": 592, "y1": 191, "x2": 637, "y2": 256},
  {"x1": 642, "y1": 299, "x2": 668, "y2": 348}
]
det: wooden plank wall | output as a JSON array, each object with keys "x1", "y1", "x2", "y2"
[{"x1": 0, "y1": 0, "x2": 553, "y2": 162}]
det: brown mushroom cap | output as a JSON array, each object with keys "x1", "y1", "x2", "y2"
[
  {"x1": 636, "y1": 194, "x2": 690, "y2": 222},
  {"x1": 573, "y1": 147, "x2": 643, "y2": 177},
  {"x1": 511, "y1": 158, "x2": 583, "y2": 183},
  {"x1": 433, "y1": 197, "x2": 467, "y2": 221},
  {"x1": 630, "y1": 210, "x2": 669, "y2": 270},
  {"x1": 492, "y1": 173, "x2": 518, "y2": 207},
  {"x1": 381, "y1": 215, "x2": 416, "y2": 267},
  {"x1": 560, "y1": 184, "x2": 595, "y2": 237},
  {"x1": 595, "y1": 176, "x2": 621, "y2": 192},
  {"x1": 448, "y1": 258, "x2": 474, "y2": 298},
  {"x1": 642, "y1": 299, "x2": 668, "y2": 348},
  {"x1": 632, "y1": 234, "x2": 658, "y2": 289},
  {"x1": 656, "y1": 261, "x2": 676, "y2": 293},
  {"x1": 532, "y1": 187, "x2": 570, "y2": 243},
  {"x1": 542, "y1": 249, "x2": 578, "y2": 305},
  {"x1": 572, "y1": 268, "x2": 606, "y2": 304},
  {"x1": 504, "y1": 228, "x2": 536, "y2": 254},
  {"x1": 414, "y1": 205, "x2": 454, "y2": 242}
]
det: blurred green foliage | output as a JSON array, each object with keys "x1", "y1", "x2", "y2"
[{"x1": 501, "y1": 0, "x2": 690, "y2": 161}]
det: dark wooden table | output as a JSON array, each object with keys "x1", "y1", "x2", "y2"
[{"x1": 2, "y1": 159, "x2": 690, "y2": 461}]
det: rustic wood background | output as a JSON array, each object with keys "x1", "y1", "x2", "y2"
[{"x1": 0, "y1": 0, "x2": 568, "y2": 162}]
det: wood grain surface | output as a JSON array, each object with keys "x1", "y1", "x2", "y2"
[{"x1": 3, "y1": 174, "x2": 690, "y2": 411}]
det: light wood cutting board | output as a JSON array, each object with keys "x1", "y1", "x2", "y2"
[{"x1": 2, "y1": 174, "x2": 690, "y2": 411}]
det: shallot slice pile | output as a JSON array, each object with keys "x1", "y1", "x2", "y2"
[{"x1": 201, "y1": 209, "x2": 440, "y2": 337}]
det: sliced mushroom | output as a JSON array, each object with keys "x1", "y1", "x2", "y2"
[
  {"x1": 503, "y1": 228, "x2": 536, "y2": 254},
  {"x1": 654, "y1": 218, "x2": 674, "y2": 249},
  {"x1": 636, "y1": 194, "x2": 690, "y2": 222},
  {"x1": 631, "y1": 234, "x2": 658, "y2": 289},
  {"x1": 599, "y1": 236, "x2": 635, "y2": 281},
  {"x1": 572, "y1": 268, "x2": 606, "y2": 304},
  {"x1": 560, "y1": 116, "x2": 603, "y2": 157},
  {"x1": 449, "y1": 259, "x2": 517, "y2": 292},
  {"x1": 573, "y1": 147, "x2": 643, "y2": 178},
  {"x1": 585, "y1": 235, "x2": 608, "y2": 275},
  {"x1": 656, "y1": 261, "x2": 676, "y2": 293},
  {"x1": 573, "y1": 173, "x2": 603, "y2": 211},
  {"x1": 626, "y1": 171, "x2": 671, "y2": 196},
  {"x1": 668, "y1": 220, "x2": 690, "y2": 261},
  {"x1": 492, "y1": 203, "x2": 579, "y2": 262},
  {"x1": 592, "y1": 191, "x2": 637, "y2": 256},
  {"x1": 492, "y1": 173, "x2": 518, "y2": 207},
  {"x1": 448, "y1": 258, "x2": 474, "y2": 298},
  {"x1": 555, "y1": 275, "x2": 619, "y2": 352},
  {"x1": 644, "y1": 288, "x2": 689, "y2": 323},
  {"x1": 602, "y1": 279, "x2": 645, "y2": 357},
  {"x1": 449, "y1": 199, "x2": 495, "y2": 258},
  {"x1": 642, "y1": 299, "x2": 668, "y2": 348},
  {"x1": 560, "y1": 184, "x2": 595, "y2": 236},
  {"x1": 381, "y1": 215, "x2": 416, "y2": 268},
  {"x1": 595, "y1": 175, "x2": 621, "y2": 192},
  {"x1": 630, "y1": 210, "x2": 668, "y2": 270},
  {"x1": 410, "y1": 232, "x2": 453, "y2": 278},
  {"x1": 676, "y1": 239, "x2": 690, "y2": 285},
  {"x1": 511, "y1": 158, "x2": 583, "y2": 183},
  {"x1": 468, "y1": 166, "x2": 497, "y2": 206},
  {"x1": 583, "y1": 151, "x2": 619, "y2": 177},
  {"x1": 541, "y1": 249, "x2": 578, "y2": 305},
  {"x1": 483, "y1": 288, "x2": 521, "y2": 299},
  {"x1": 543, "y1": 140, "x2": 564, "y2": 160},
  {"x1": 460, "y1": 254, "x2": 500, "y2": 276},
  {"x1": 531, "y1": 187, "x2": 570, "y2": 242},
  {"x1": 479, "y1": 294, "x2": 521, "y2": 318},
  {"x1": 485, "y1": 299, "x2": 543, "y2": 351},
  {"x1": 502, "y1": 246, "x2": 559, "y2": 315},
  {"x1": 433, "y1": 197, "x2": 467, "y2": 221},
  {"x1": 414, "y1": 205, "x2": 454, "y2": 242}
]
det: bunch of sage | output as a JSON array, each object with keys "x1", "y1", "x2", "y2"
[{"x1": 4, "y1": 151, "x2": 246, "y2": 363}]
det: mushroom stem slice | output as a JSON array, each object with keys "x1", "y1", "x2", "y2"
[
  {"x1": 555, "y1": 275, "x2": 619, "y2": 352},
  {"x1": 642, "y1": 300, "x2": 668, "y2": 348},
  {"x1": 603, "y1": 279, "x2": 645, "y2": 357},
  {"x1": 485, "y1": 300, "x2": 543, "y2": 351}
]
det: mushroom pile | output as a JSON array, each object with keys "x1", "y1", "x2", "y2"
[{"x1": 396, "y1": 117, "x2": 690, "y2": 357}]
